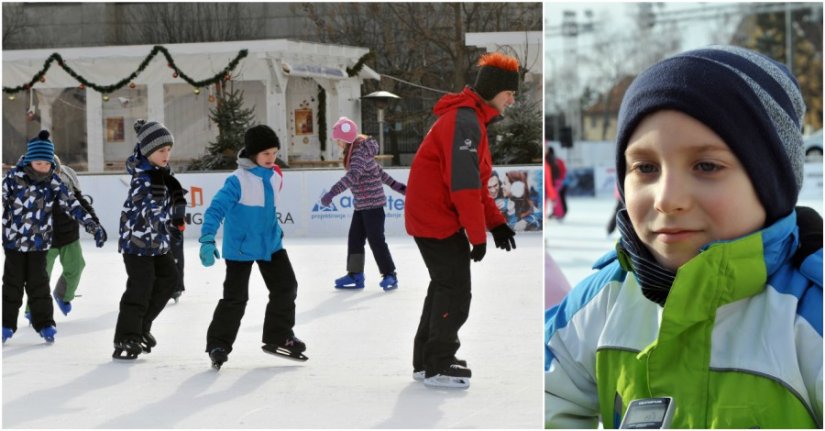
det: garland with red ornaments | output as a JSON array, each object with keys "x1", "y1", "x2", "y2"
[{"x1": 2, "y1": 45, "x2": 248, "y2": 97}]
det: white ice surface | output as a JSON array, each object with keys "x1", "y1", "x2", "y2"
[{"x1": 3, "y1": 233, "x2": 544, "y2": 429}]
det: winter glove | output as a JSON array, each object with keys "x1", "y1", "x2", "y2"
[
  {"x1": 199, "y1": 234, "x2": 220, "y2": 267},
  {"x1": 792, "y1": 206, "x2": 823, "y2": 268},
  {"x1": 321, "y1": 192, "x2": 334, "y2": 207},
  {"x1": 84, "y1": 221, "x2": 107, "y2": 248},
  {"x1": 148, "y1": 170, "x2": 166, "y2": 202},
  {"x1": 470, "y1": 243, "x2": 486, "y2": 262},
  {"x1": 491, "y1": 223, "x2": 516, "y2": 251},
  {"x1": 164, "y1": 174, "x2": 188, "y2": 230},
  {"x1": 390, "y1": 181, "x2": 407, "y2": 195}
]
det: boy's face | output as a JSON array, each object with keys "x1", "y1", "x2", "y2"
[
  {"x1": 624, "y1": 110, "x2": 766, "y2": 271},
  {"x1": 30, "y1": 160, "x2": 52, "y2": 174},
  {"x1": 148, "y1": 146, "x2": 172, "y2": 167},
  {"x1": 487, "y1": 90, "x2": 516, "y2": 113},
  {"x1": 254, "y1": 148, "x2": 278, "y2": 168}
]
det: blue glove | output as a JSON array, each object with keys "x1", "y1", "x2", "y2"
[
  {"x1": 321, "y1": 192, "x2": 333, "y2": 207},
  {"x1": 199, "y1": 234, "x2": 220, "y2": 267},
  {"x1": 93, "y1": 225, "x2": 107, "y2": 248},
  {"x1": 84, "y1": 221, "x2": 107, "y2": 248}
]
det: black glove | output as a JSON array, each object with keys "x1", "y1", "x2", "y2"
[
  {"x1": 491, "y1": 223, "x2": 516, "y2": 251},
  {"x1": 148, "y1": 170, "x2": 166, "y2": 201},
  {"x1": 792, "y1": 206, "x2": 823, "y2": 267},
  {"x1": 470, "y1": 243, "x2": 486, "y2": 262},
  {"x1": 164, "y1": 174, "x2": 188, "y2": 228}
]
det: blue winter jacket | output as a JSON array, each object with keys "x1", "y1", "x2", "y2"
[
  {"x1": 2, "y1": 160, "x2": 95, "y2": 252},
  {"x1": 200, "y1": 151, "x2": 284, "y2": 261},
  {"x1": 118, "y1": 149, "x2": 173, "y2": 256}
]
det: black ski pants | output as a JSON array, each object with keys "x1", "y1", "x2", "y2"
[
  {"x1": 2, "y1": 249, "x2": 53, "y2": 332},
  {"x1": 413, "y1": 230, "x2": 472, "y2": 373},
  {"x1": 169, "y1": 227, "x2": 185, "y2": 292},
  {"x1": 346, "y1": 207, "x2": 396, "y2": 275},
  {"x1": 114, "y1": 252, "x2": 178, "y2": 342},
  {"x1": 206, "y1": 249, "x2": 298, "y2": 353}
]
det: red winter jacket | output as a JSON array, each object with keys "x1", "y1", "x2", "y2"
[{"x1": 405, "y1": 87, "x2": 506, "y2": 245}]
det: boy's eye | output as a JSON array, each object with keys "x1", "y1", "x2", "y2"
[
  {"x1": 695, "y1": 162, "x2": 721, "y2": 173},
  {"x1": 631, "y1": 163, "x2": 658, "y2": 174}
]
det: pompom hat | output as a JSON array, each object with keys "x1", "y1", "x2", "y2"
[
  {"x1": 24, "y1": 130, "x2": 55, "y2": 165},
  {"x1": 332, "y1": 117, "x2": 358, "y2": 144},
  {"x1": 473, "y1": 52, "x2": 520, "y2": 100},
  {"x1": 134, "y1": 119, "x2": 174, "y2": 157},
  {"x1": 615, "y1": 45, "x2": 806, "y2": 225}
]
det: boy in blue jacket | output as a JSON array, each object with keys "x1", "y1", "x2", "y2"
[
  {"x1": 200, "y1": 125, "x2": 306, "y2": 370},
  {"x1": 113, "y1": 120, "x2": 186, "y2": 359},
  {"x1": 3, "y1": 131, "x2": 106, "y2": 344}
]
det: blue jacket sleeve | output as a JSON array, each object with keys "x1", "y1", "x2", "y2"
[{"x1": 200, "y1": 175, "x2": 241, "y2": 238}]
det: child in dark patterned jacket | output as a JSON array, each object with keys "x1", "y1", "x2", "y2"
[
  {"x1": 321, "y1": 117, "x2": 407, "y2": 291},
  {"x1": 2, "y1": 131, "x2": 106, "y2": 344},
  {"x1": 112, "y1": 120, "x2": 186, "y2": 360}
]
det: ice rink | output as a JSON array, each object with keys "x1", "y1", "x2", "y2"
[
  {"x1": 3, "y1": 233, "x2": 544, "y2": 428},
  {"x1": 546, "y1": 196, "x2": 824, "y2": 302}
]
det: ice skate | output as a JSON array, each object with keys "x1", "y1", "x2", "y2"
[
  {"x1": 112, "y1": 338, "x2": 143, "y2": 360},
  {"x1": 414, "y1": 358, "x2": 467, "y2": 382},
  {"x1": 334, "y1": 272, "x2": 365, "y2": 289},
  {"x1": 52, "y1": 290, "x2": 72, "y2": 316},
  {"x1": 170, "y1": 290, "x2": 183, "y2": 303},
  {"x1": 38, "y1": 326, "x2": 57, "y2": 343},
  {"x1": 379, "y1": 273, "x2": 398, "y2": 291},
  {"x1": 209, "y1": 347, "x2": 229, "y2": 370},
  {"x1": 140, "y1": 332, "x2": 156, "y2": 353},
  {"x1": 2, "y1": 327, "x2": 13, "y2": 344},
  {"x1": 262, "y1": 335, "x2": 308, "y2": 361},
  {"x1": 424, "y1": 362, "x2": 472, "y2": 389}
]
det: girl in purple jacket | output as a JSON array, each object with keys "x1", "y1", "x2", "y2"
[{"x1": 321, "y1": 117, "x2": 406, "y2": 291}]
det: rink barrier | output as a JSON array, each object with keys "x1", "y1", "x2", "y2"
[{"x1": 75, "y1": 165, "x2": 543, "y2": 239}]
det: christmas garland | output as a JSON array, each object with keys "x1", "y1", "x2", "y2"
[
  {"x1": 2, "y1": 45, "x2": 248, "y2": 95},
  {"x1": 346, "y1": 51, "x2": 374, "y2": 77},
  {"x1": 318, "y1": 85, "x2": 327, "y2": 153}
]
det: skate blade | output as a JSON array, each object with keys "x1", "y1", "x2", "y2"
[
  {"x1": 413, "y1": 370, "x2": 425, "y2": 382},
  {"x1": 334, "y1": 284, "x2": 364, "y2": 290},
  {"x1": 212, "y1": 362, "x2": 223, "y2": 370},
  {"x1": 423, "y1": 375, "x2": 470, "y2": 389},
  {"x1": 261, "y1": 346, "x2": 308, "y2": 362},
  {"x1": 382, "y1": 284, "x2": 398, "y2": 291}
]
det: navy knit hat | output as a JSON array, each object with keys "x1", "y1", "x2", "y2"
[
  {"x1": 616, "y1": 45, "x2": 806, "y2": 225},
  {"x1": 244, "y1": 125, "x2": 280, "y2": 157},
  {"x1": 134, "y1": 119, "x2": 174, "y2": 157},
  {"x1": 24, "y1": 130, "x2": 55, "y2": 165}
]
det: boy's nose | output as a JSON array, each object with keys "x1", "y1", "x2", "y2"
[{"x1": 654, "y1": 170, "x2": 691, "y2": 214}]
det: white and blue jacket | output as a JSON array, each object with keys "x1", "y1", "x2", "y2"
[{"x1": 200, "y1": 152, "x2": 283, "y2": 261}]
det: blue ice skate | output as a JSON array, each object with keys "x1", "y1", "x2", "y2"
[
  {"x1": 53, "y1": 290, "x2": 72, "y2": 316},
  {"x1": 2, "y1": 327, "x2": 13, "y2": 344},
  {"x1": 39, "y1": 326, "x2": 57, "y2": 343},
  {"x1": 334, "y1": 272, "x2": 365, "y2": 289},
  {"x1": 380, "y1": 273, "x2": 398, "y2": 291}
]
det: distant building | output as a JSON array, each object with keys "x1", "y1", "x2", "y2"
[{"x1": 580, "y1": 76, "x2": 633, "y2": 142}]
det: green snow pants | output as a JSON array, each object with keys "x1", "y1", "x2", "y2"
[{"x1": 45, "y1": 240, "x2": 86, "y2": 302}]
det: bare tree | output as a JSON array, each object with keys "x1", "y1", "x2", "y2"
[
  {"x1": 125, "y1": 3, "x2": 258, "y2": 44},
  {"x1": 2, "y1": 3, "x2": 29, "y2": 49}
]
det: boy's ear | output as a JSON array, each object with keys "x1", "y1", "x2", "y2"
[{"x1": 792, "y1": 206, "x2": 823, "y2": 268}]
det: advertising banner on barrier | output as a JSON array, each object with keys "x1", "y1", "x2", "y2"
[{"x1": 75, "y1": 165, "x2": 542, "y2": 240}]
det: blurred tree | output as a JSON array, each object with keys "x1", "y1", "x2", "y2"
[
  {"x1": 125, "y1": 3, "x2": 258, "y2": 44},
  {"x1": 490, "y1": 80, "x2": 542, "y2": 164},
  {"x1": 2, "y1": 3, "x2": 28, "y2": 49},
  {"x1": 188, "y1": 81, "x2": 255, "y2": 171}
]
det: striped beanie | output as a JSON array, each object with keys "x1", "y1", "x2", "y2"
[
  {"x1": 134, "y1": 119, "x2": 174, "y2": 157},
  {"x1": 615, "y1": 45, "x2": 806, "y2": 225},
  {"x1": 24, "y1": 130, "x2": 55, "y2": 165}
]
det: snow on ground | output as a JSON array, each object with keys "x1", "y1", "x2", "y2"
[
  {"x1": 546, "y1": 196, "x2": 824, "y2": 296},
  {"x1": 3, "y1": 233, "x2": 544, "y2": 429}
]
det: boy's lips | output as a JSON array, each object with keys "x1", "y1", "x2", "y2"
[{"x1": 653, "y1": 227, "x2": 701, "y2": 243}]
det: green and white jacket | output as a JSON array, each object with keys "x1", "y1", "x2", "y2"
[{"x1": 545, "y1": 212, "x2": 822, "y2": 428}]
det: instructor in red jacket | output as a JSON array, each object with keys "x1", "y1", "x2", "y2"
[{"x1": 405, "y1": 52, "x2": 519, "y2": 389}]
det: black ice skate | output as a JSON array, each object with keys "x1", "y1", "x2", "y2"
[
  {"x1": 112, "y1": 339, "x2": 143, "y2": 360},
  {"x1": 424, "y1": 362, "x2": 472, "y2": 389},
  {"x1": 170, "y1": 290, "x2": 183, "y2": 303},
  {"x1": 414, "y1": 358, "x2": 467, "y2": 382},
  {"x1": 261, "y1": 336, "x2": 308, "y2": 362},
  {"x1": 209, "y1": 347, "x2": 229, "y2": 370},
  {"x1": 140, "y1": 332, "x2": 156, "y2": 353}
]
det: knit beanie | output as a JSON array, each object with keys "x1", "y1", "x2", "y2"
[
  {"x1": 615, "y1": 45, "x2": 806, "y2": 225},
  {"x1": 244, "y1": 124, "x2": 280, "y2": 157},
  {"x1": 473, "y1": 52, "x2": 520, "y2": 101},
  {"x1": 332, "y1": 117, "x2": 358, "y2": 144},
  {"x1": 24, "y1": 130, "x2": 55, "y2": 165},
  {"x1": 134, "y1": 119, "x2": 174, "y2": 157}
]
